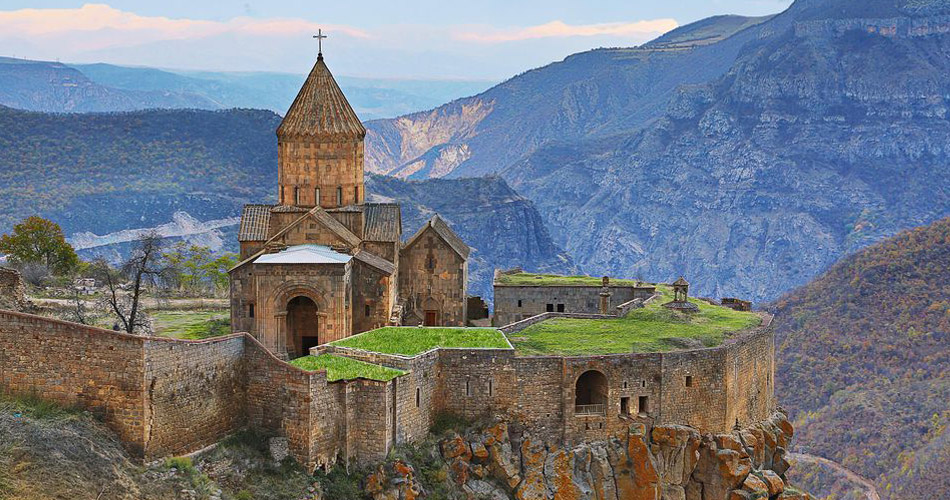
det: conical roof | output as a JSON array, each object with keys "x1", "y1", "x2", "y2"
[{"x1": 277, "y1": 55, "x2": 365, "y2": 138}]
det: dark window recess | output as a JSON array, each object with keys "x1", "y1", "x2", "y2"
[
  {"x1": 517, "y1": 300, "x2": 522, "y2": 308},
  {"x1": 416, "y1": 388, "x2": 421, "y2": 407},
  {"x1": 488, "y1": 379, "x2": 493, "y2": 396},
  {"x1": 621, "y1": 397, "x2": 630, "y2": 415},
  {"x1": 248, "y1": 303, "x2": 255, "y2": 318},
  {"x1": 556, "y1": 304, "x2": 565, "y2": 312},
  {"x1": 638, "y1": 396, "x2": 649, "y2": 414},
  {"x1": 546, "y1": 303, "x2": 554, "y2": 312},
  {"x1": 365, "y1": 304, "x2": 371, "y2": 317},
  {"x1": 685, "y1": 375, "x2": 693, "y2": 387},
  {"x1": 465, "y1": 380, "x2": 472, "y2": 396},
  {"x1": 336, "y1": 187, "x2": 343, "y2": 205}
]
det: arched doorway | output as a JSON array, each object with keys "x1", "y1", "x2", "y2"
[
  {"x1": 287, "y1": 296, "x2": 320, "y2": 358},
  {"x1": 422, "y1": 296, "x2": 441, "y2": 326},
  {"x1": 575, "y1": 370, "x2": 608, "y2": 416}
]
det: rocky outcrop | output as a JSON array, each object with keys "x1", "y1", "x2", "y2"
[{"x1": 428, "y1": 413, "x2": 811, "y2": 500}]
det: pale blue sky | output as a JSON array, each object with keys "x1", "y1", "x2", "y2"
[{"x1": 0, "y1": 1, "x2": 794, "y2": 79}]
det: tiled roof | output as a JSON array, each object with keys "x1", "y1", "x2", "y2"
[
  {"x1": 353, "y1": 250, "x2": 396, "y2": 275},
  {"x1": 253, "y1": 244, "x2": 352, "y2": 265},
  {"x1": 238, "y1": 205, "x2": 272, "y2": 242},
  {"x1": 364, "y1": 203, "x2": 402, "y2": 242},
  {"x1": 404, "y1": 214, "x2": 471, "y2": 259},
  {"x1": 673, "y1": 277, "x2": 690, "y2": 286},
  {"x1": 277, "y1": 56, "x2": 365, "y2": 138}
]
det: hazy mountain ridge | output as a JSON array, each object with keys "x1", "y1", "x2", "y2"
[
  {"x1": 773, "y1": 217, "x2": 950, "y2": 500},
  {"x1": 367, "y1": 0, "x2": 950, "y2": 302}
]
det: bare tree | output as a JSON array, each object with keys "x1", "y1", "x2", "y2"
[
  {"x1": 93, "y1": 232, "x2": 170, "y2": 334},
  {"x1": 71, "y1": 288, "x2": 88, "y2": 325}
]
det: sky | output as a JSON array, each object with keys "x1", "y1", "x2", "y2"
[{"x1": 0, "y1": 1, "x2": 794, "y2": 80}]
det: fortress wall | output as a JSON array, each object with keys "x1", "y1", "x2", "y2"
[
  {"x1": 142, "y1": 335, "x2": 247, "y2": 459},
  {"x1": 436, "y1": 349, "x2": 518, "y2": 419},
  {"x1": 392, "y1": 350, "x2": 439, "y2": 444},
  {"x1": 493, "y1": 285, "x2": 653, "y2": 326},
  {"x1": 0, "y1": 310, "x2": 149, "y2": 455},
  {"x1": 344, "y1": 379, "x2": 392, "y2": 462},
  {"x1": 658, "y1": 347, "x2": 728, "y2": 431},
  {"x1": 509, "y1": 357, "x2": 565, "y2": 442},
  {"x1": 724, "y1": 326, "x2": 775, "y2": 430}
]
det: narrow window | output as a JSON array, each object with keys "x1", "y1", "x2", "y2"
[
  {"x1": 354, "y1": 186, "x2": 359, "y2": 203},
  {"x1": 556, "y1": 303, "x2": 565, "y2": 312},
  {"x1": 248, "y1": 303, "x2": 255, "y2": 318},
  {"x1": 641, "y1": 380, "x2": 646, "y2": 388},
  {"x1": 426, "y1": 255, "x2": 435, "y2": 270},
  {"x1": 314, "y1": 187, "x2": 321, "y2": 206},
  {"x1": 416, "y1": 387, "x2": 421, "y2": 408},
  {"x1": 336, "y1": 186, "x2": 343, "y2": 205},
  {"x1": 280, "y1": 185, "x2": 285, "y2": 203},
  {"x1": 465, "y1": 379, "x2": 472, "y2": 396},
  {"x1": 685, "y1": 375, "x2": 693, "y2": 387},
  {"x1": 517, "y1": 299, "x2": 522, "y2": 308},
  {"x1": 621, "y1": 397, "x2": 630, "y2": 415},
  {"x1": 638, "y1": 396, "x2": 649, "y2": 415},
  {"x1": 623, "y1": 381, "x2": 628, "y2": 389},
  {"x1": 294, "y1": 187, "x2": 300, "y2": 204},
  {"x1": 488, "y1": 379, "x2": 493, "y2": 396},
  {"x1": 365, "y1": 304, "x2": 371, "y2": 317},
  {"x1": 546, "y1": 303, "x2": 554, "y2": 312}
]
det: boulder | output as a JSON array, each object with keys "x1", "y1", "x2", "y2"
[
  {"x1": 651, "y1": 425, "x2": 701, "y2": 487},
  {"x1": 515, "y1": 436, "x2": 549, "y2": 500},
  {"x1": 442, "y1": 434, "x2": 473, "y2": 462}
]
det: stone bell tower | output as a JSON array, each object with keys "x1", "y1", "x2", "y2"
[{"x1": 276, "y1": 46, "x2": 366, "y2": 209}]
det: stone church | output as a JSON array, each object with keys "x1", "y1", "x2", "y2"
[{"x1": 229, "y1": 50, "x2": 469, "y2": 359}]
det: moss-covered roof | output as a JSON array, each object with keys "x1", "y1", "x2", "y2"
[
  {"x1": 507, "y1": 285, "x2": 762, "y2": 356},
  {"x1": 494, "y1": 272, "x2": 649, "y2": 287},
  {"x1": 331, "y1": 326, "x2": 510, "y2": 356},
  {"x1": 289, "y1": 354, "x2": 406, "y2": 382}
]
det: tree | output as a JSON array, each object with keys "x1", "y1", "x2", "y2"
[
  {"x1": 0, "y1": 216, "x2": 79, "y2": 276},
  {"x1": 163, "y1": 242, "x2": 236, "y2": 296},
  {"x1": 93, "y1": 232, "x2": 170, "y2": 334}
]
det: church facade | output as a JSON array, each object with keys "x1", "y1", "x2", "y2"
[{"x1": 229, "y1": 51, "x2": 469, "y2": 359}]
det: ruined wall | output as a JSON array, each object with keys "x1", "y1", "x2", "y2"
[
  {"x1": 399, "y1": 227, "x2": 467, "y2": 326},
  {"x1": 143, "y1": 335, "x2": 247, "y2": 458},
  {"x1": 493, "y1": 285, "x2": 654, "y2": 326},
  {"x1": 0, "y1": 310, "x2": 148, "y2": 455},
  {"x1": 0, "y1": 267, "x2": 27, "y2": 311}
]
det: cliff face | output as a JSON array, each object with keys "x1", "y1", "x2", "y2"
[
  {"x1": 365, "y1": 0, "x2": 950, "y2": 303},
  {"x1": 365, "y1": 175, "x2": 574, "y2": 302},
  {"x1": 366, "y1": 413, "x2": 813, "y2": 500}
]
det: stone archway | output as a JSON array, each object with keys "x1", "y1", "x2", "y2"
[
  {"x1": 267, "y1": 282, "x2": 329, "y2": 359},
  {"x1": 287, "y1": 295, "x2": 320, "y2": 358},
  {"x1": 422, "y1": 296, "x2": 441, "y2": 326},
  {"x1": 575, "y1": 370, "x2": 608, "y2": 416}
]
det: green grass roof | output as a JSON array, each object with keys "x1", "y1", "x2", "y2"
[
  {"x1": 289, "y1": 354, "x2": 406, "y2": 382},
  {"x1": 494, "y1": 272, "x2": 647, "y2": 287},
  {"x1": 331, "y1": 327, "x2": 510, "y2": 356},
  {"x1": 508, "y1": 286, "x2": 761, "y2": 356}
]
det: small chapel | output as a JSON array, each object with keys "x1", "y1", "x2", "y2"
[{"x1": 229, "y1": 46, "x2": 470, "y2": 359}]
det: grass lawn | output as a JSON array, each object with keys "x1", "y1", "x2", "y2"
[
  {"x1": 495, "y1": 272, "x2": 646, "y2": 287},
  {"x1": 509, "y1": 286, "x2": 761, "y2": 356},
  {"x1": 151, "y1": 310, "x2": 230, "y2": 340},
  {"x1": 289, "y1": 354, "x2": 406, "y2": 382},
  {"x1": 331, "y1": 327, "x2": 511, "y2": 356}
]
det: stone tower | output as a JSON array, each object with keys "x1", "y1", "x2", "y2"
[{"x1": 276, "y1": 53, "x2": 366, "y2": 209}]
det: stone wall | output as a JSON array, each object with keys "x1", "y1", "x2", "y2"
[
  {"x1": 0, "y1": 267, "x2": 27, "y2": 311},
  {"x1": 493, "y1": 284, "x2": 654, "y2": 326},
  {"x1": 399, "y1": 225, "x2": 467, "y2": 326},
  {"x1": 351, "y1": 260, "x2": 393, "y2": 334},
  {"x1": 277, "y1": 137, "x2": 365, "y2": 209}
]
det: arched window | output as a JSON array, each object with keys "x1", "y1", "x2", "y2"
[{"x1": 575, "y1": 370, "x2": 608, "y2": 416}]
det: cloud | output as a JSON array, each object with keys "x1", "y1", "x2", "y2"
[
  {"x1": 0, "y1": 3, "x2": 369, "y2": 44},
  {"x1": 455, "y1": 19, "x2": 679, "y2": 43}
]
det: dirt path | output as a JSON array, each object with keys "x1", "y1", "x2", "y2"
[
  {"x1": 31, "y1": 297, "x2": 228, "y2": 310},
  {"x1": 788, "y1": 452, "x2": 881, "y2": 500}
]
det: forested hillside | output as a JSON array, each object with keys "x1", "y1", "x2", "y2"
[{"x1": 774, "y1": 217, "x2": 950, "y2": 499}]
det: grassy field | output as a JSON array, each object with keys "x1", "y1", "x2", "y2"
[
  {"x1": 494, "y1": 272, "x2": 646, "y2": 287},
  {"x1": 509, "y1": 286, "x2": 761, "y2": 355},
  {"x1": 289, "y1": 354, "x2": 407, "y2": 382},
  {"x1": 151, "y1": 310, "x2": 230, "y2": 340},
  {"x1": 331, "y1": 327, "x2": 510, "y2": 356}
]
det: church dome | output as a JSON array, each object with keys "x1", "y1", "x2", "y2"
[{"x1": 277, "y1": 55, "x2": 366, "y2": 139}]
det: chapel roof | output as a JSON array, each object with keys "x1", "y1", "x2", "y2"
[
  {"x1": 404, "y1": 214, "x2": 471, "y2": 259},
  {"x1": 238, "y1": 205, "x2": 271, "y2": 242},
  {"x1": 277, "y1": 55, "x2": 365, "y2": 138}
]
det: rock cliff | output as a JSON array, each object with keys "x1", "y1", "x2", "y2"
[{"x1": 364, "y1": 413, "x2": 813, "y2": 500}]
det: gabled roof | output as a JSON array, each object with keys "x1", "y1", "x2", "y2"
[
  {"x1": 277, "y1": 55, "x2": 365, "y2": 139},
  {"x1": 238, "y1": 205, "x2": 272, "y2": 242},
  {"x1": 673, "y1": 277, "x2": 690, "y2": 286},
  {"x1": 353, "y1": 250, "x2": 396, "y2": 275},
  {"x1": 254, "y1": 244, "x2": 351, "y2": 265},
  {"x1": 404, "y1": 215, "x2": 470, "y2": 260},
  {"x1": 364, "y1": 203, "x2": 402, "y2": 242}
]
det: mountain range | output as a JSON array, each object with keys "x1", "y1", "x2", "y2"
[
  {"x1": 364, "y1": 0, "x2": 950, "y2": 302},
  {"x1": 775, "y1": 216, "x2": 950, "y2": 500},
  {"x1": 0, "y1": 56, "x2": 492, "y2": 120}
]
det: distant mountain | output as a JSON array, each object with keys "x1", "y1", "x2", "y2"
[
  {"x1": 0, "y1": 57, "x2": 217, "y2": 112},
  {"x1": 0, "y1": 105, "x2": 565, "y2": 299},
  {"x1": 773, "y1": 217, "x2": 950, "y2": 500},
  {"x1": 0, "y1": 57, "x2": 493, "y2": 120},
  {"x1": 366, "y1": 0, "x2": 950, "y2": 302}
]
